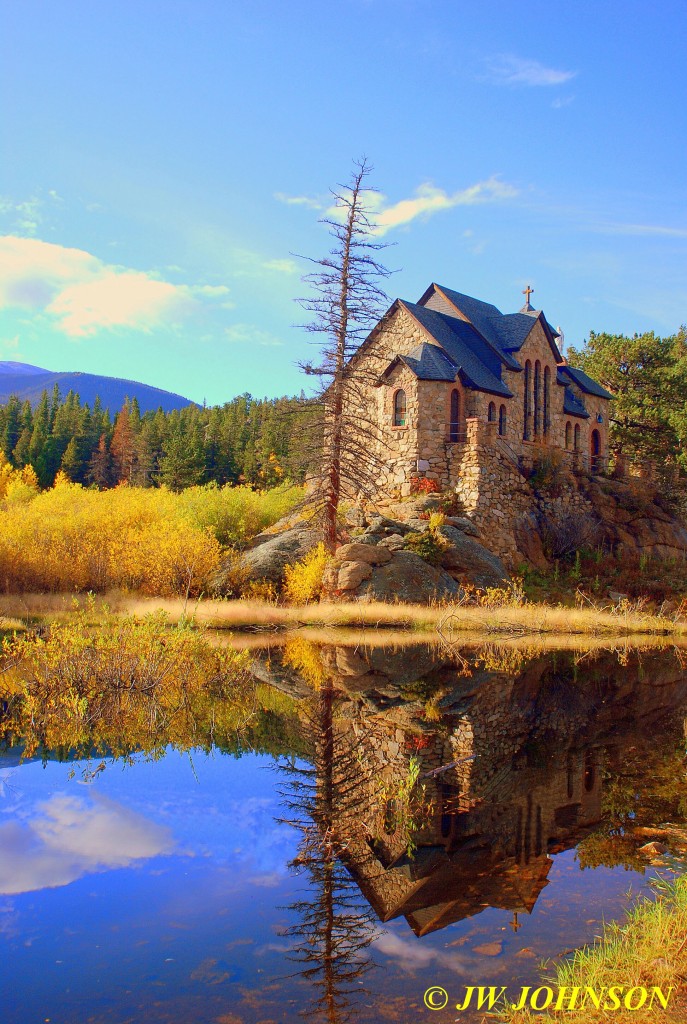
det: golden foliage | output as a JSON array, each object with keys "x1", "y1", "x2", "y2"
[
  {"x1": 0, "y1": 609, "x2": 253, "y2": 760},
  {"x1": 283, "y1": 542, "x2": 330, "y2": 605},
  {"x1": 282, "y1": 635, "x2": 327, "y2": 689},
  {"x1": 0, "y1": 455, "x2": 40, "y2": 502}
]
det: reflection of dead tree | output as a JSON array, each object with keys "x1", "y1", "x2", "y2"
[{"x1": 276, "y1": 680, "x2": 378, "y2": 1024}]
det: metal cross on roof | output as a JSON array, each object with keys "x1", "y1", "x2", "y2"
[{"x1": 522, "y1": 284, "x2": 534, "y2": 305}]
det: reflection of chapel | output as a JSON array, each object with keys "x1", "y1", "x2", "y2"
[{"x1": 357, "y1": 283, "x2": 613, "y2": 496}]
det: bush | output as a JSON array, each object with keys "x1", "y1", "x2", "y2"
[
  {"x1": 527, "y1": 448, "x2": 564, "y2": 494},
  {"x1": 0, "y1": 479, "x2": 301, "y2": 596},
  {"x1": 1, "y1": 610, "x2": 252, "y2": 759},
  {"x1": 410, "y1": 476, "x2": 440, "y2": 494},
  {"x1": 537, "y1": 509, "x2": 602, "y2": 559},
  {"x1": 283, "y1": 543, "x2": 330, "y2": 604},
  {"x1": 404, "y1": 530, "x2": 445, "y2": 566}
]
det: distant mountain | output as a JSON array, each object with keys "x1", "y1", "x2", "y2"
[{"x1": 0, "y1": 362, "x2": 195, "y2": 414}]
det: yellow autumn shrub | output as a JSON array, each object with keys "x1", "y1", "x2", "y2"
[
  {"x1": 0, "y1": 474, "x2": 301, "y2": 596},
  {"x1": 282, "y1": 542, "x2": 330, "y2": 604}
]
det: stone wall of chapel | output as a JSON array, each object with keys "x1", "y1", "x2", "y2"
[
  {"x1": 347, "y1": 304, "x2": 611, "y2": 499},
  {"x1": 374, "y1": 362, "x2": 420, "y2": 493}
]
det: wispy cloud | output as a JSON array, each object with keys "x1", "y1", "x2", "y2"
[
  {"x1": 590, "y1": 221, "x2": 687, "y2": 238},
  {"x1": 279, "y1": 175, "x2": 517, "y2": 236},
  {"x1": 225, "y1": 323, "x2": 284, "y2": 347},
  {"x1": 0, "y1": 236, "x2": 230, "y2": 338},
  {"x1": 261, "y1": 258, "x2": 298, "y2": 274},
  {"x1": 0, "y1": 190, "x2": 64, "y2": 236},
  {"x1": 322, "y1": 176, "x2": 517, "y2": 236},
  {"x1": 484, "y1": 54, "x2": 576, "y2": 87},
  {"x1": 373, "y1": 930, "x2": 469, "y2": 974},
  {"x1": 274, "y1": 192, "x2": 324, "y2": 210}
]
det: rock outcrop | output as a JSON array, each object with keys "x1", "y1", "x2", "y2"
[
  {"x1": 324, "y1": 545, "x2": 460, "y2": 604},
  {"x1": 436, "y1": 525, "x2": 508, "y2": 589},
  {"x1": 235, "y1": 525, "x2": 319, "y2": 585}
]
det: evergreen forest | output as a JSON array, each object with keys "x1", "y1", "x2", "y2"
[{"x1": 0, "y1": 386, "x2": 316, "y2": 491}]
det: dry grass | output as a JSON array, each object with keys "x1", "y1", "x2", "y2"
[{"x1": 1, "y1": 592, "x2": 686, "y2": 640}]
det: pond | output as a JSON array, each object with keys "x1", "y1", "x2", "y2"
[{"x1": 2, "y1": 638, "x2": 687, "y2": 1023}]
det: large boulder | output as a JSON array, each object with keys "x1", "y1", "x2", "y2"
[
  {"x1": 357, "y1": 550, "x2": 460, "y2": 603},
  {"x1": 236, "y1": 525, "x2": 319, "y2": 585},
  {"x1": 437, "y1": 525, "x2": 509, "y2": 589},
  {"x1": 336, "y1": 559, "x2": 373, "y2": 591},
  {"x1": 335, "y1": 542, "x2": 392, "y2": 566}
]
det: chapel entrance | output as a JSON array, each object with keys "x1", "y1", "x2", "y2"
[{"x1": 590, "y1": 429, "x2": 601, "y2": 474}]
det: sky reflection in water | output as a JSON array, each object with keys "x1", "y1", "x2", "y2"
[{"x1": 2, "y1": 642, "x2": 687, "y2": 1023}]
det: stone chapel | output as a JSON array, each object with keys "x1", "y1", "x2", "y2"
[{"x1": 351, "y1": 282, "x2": 613, "y2": 498}]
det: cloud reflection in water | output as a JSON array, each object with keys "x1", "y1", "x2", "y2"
[{"x1": 0, "y1": 791, "x2": 175, "y2": 895}]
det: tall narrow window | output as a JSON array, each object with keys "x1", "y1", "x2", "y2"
[
  {"x1": 574, "y1": 423, "x2": 580, "y2": 451},
  {"x1": 591, "y1": 428, "x2": 601, "y2": 473},
  {"x1": 488, "y1": 401, "x2": 496, "y2": 422},
  {"x1": 523, "y1": 361, "x2": 531, "y2": 440},
  {"x1": 449, "y1": 388, "x2": 461, "y2": 441},
  {"x1": 543, "y1": 366, "x2": 551, "y2": 436},
  {"x1": 499, "y1": 404, "x2": 507, "y2": 436},
  {"x1": 565, "y1": 421, "x2": 572, "y2": 449},
  {"x1": 393, "y1": 389, "x2": 406, "y2": 427},
  {"x1": 534, "y1": 360, "x2": 541, "y2": 436}
]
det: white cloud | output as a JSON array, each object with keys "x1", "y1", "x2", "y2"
[
  {"x1": 0, "y1": 236, "x2": 228, "y2": 338},
  {"x1": 261, "y1": 258, "x2": 298, "y2": 274},
  {"x1": 0, "y1": 334, "x2": 21, "y2": 355},
  {"x1": 0, "y1": 792, "x2": 174, "y2": 894},
  {"x1": 484, "y1": 55, "x2": 576, "y2": 87},
  {"x1": 274, "y1": 192, "x2": 324, "y2": 210},
  {"x1": 193, "y1": 284, "x2": 231, "y2": 296},
  {"x1": 325, "y1": 177, "x2": 517, "y2": 236},
  {"x1": 225, "y1": 323, "x2": 284, "y2": 347},
  {"x1": 46, "y1": 271, "x2": 193, "y2": 337},
  {"x1": 374, "y1": 930, "x2": 469, "y2": 973},
  {"x1": 0, "y1": 190, "x2": 63, "y2": 236}
]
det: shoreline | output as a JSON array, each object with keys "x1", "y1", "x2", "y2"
[{"x1": 1, "y1": 591, "x2": 687, "y2": 642}]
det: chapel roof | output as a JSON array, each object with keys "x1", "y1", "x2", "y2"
[
  {"x1": 558, "y1": 365, "x2": 614, "y2": 400},
  {"x1": 399, "y1": 302, "x2": 513, "y2": 397},
  {"x1": 376, "y1": 284, "x2": 609, "y2": 402},
  {"x1": 387, "y1": 341, "x2": 457, "y2": 381},
  {"x1": 563, "y1": 386, "x2": 591, "y2": 419}
]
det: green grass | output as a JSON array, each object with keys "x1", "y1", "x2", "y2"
[{"x1": 499, "y1": 876, "x2": 687, "y2": 1024}]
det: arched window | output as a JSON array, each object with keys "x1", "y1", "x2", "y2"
[
  {"x1": 523, "y1": 361, "x2": 532, "y2": 440},
  {"x1": 533, "y1": 360, "x2": 541, "y2": 436},
  {"x1": 584, "y1": 750, "x2": 596, "y2": 792},
  {"x1": 393, "y1": 389, "x2": 406, "y2": 427},
  {"x1": 449, "y1": 388, "x2": 461, "y2": 441},
  {"x1": 565, "y1": 421, "x2": 572, "y2": 449},
  {"x1": 543, "y1": 366, "x2": 551, "y2": 435},
  {"x1": 487, "y1": 401, "x2": 496, "y2": 422},
  {"x1": 591, "y1": 428, "x2": 601, "y2": 473},
  {"x1": 499, "y1": 404, "x2": 507, "y2": 436},
  {"x1": 574, "y1": 423, "x2": 580, "y2": 451}
]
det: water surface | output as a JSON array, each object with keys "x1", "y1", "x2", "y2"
[{"x1": 2, "y1": 640, "x2": 687, "y2": 1023}]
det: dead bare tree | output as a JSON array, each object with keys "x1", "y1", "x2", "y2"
[{"x1": 297, "y1": 158, "x2": 394, "y2": 552}]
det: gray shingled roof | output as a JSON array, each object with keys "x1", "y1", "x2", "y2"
[
  {"x1": 434, "y1": 286, "x2": 522, "y2": 369},
  {"x1": 563, "y1": 386, "x2": 590, "y2": 418},
  {"x1": 397, "y1": 343, "x2": 457, "y2": 381},
  {"x1": 400, "y1": 301, "x2": 513, "y2": 397},
  {"x1": 560, "y1": 365, "x2": 614, "y2": 400}
]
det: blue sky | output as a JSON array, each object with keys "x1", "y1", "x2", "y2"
[{"x1": 1, "y1": 0, "x2": 686, "y2": 405}]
